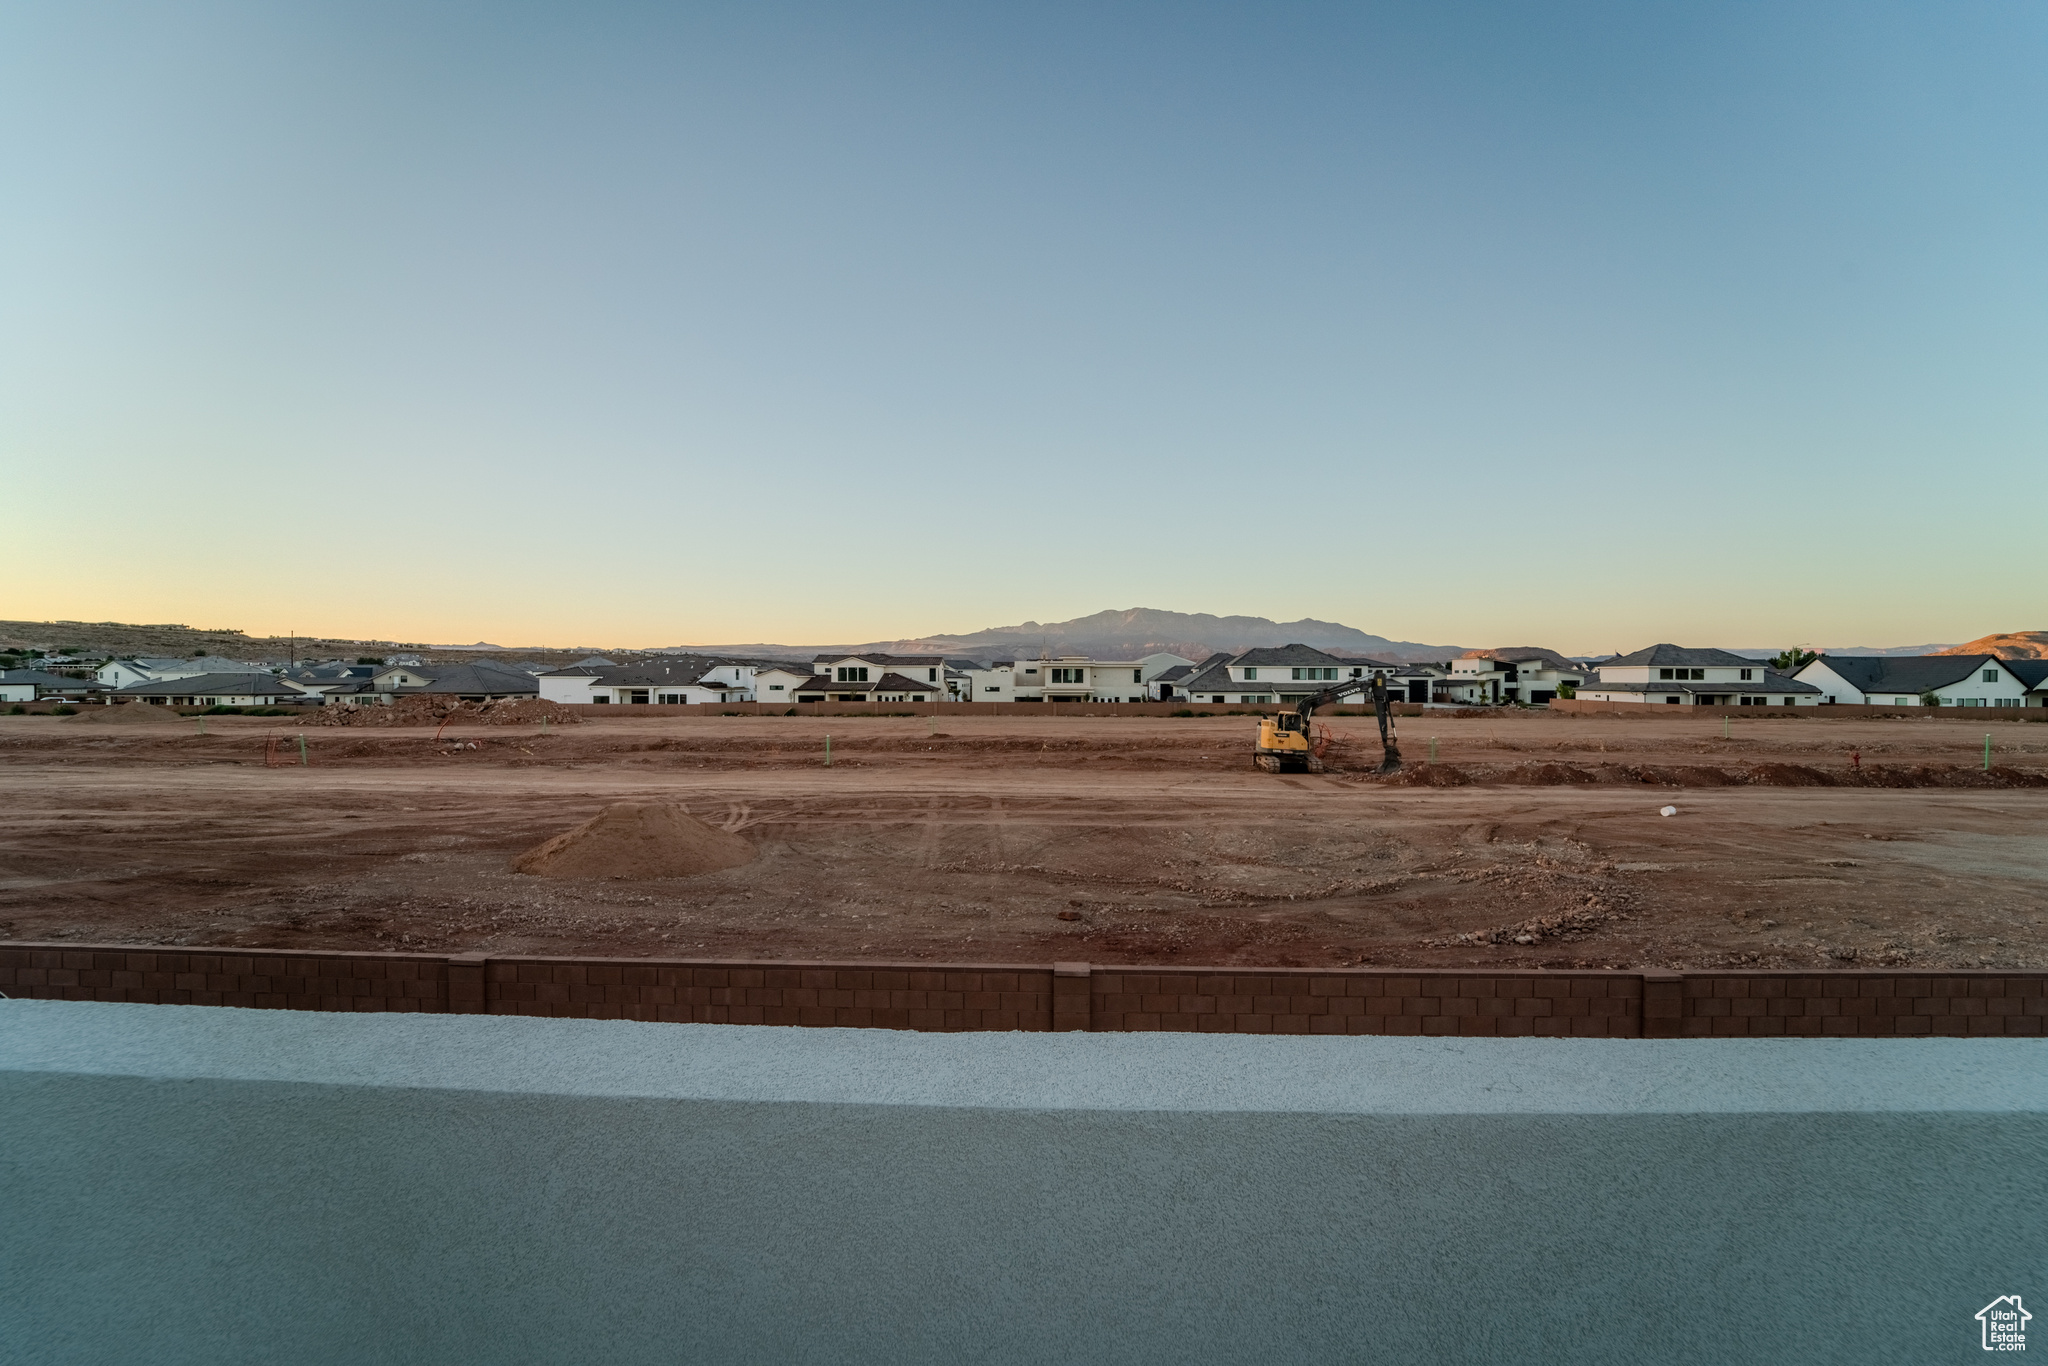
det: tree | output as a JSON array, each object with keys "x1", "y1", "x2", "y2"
[
  {"x1": 1919, "y1": 689, "x2": 1941, "y2": 708},
  {"x1": 1772, "y1": 646, "x2": 1818, "y2": 672}
]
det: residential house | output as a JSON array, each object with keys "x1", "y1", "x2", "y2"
[
  {"x1": 792, "y1": 653, "x2": 945, "y2": 704},
  {"x1": 112, "y1": 673, "x2": 309, "y2": 707},
  {"x1": 1793, "y1": 654, "x2": 2033, "y2": 708},
  {"x1": 1, "y1": 668, "x2": 105, "y2": 702},
  {"x1": 967, "y1": 653, "x2": 1193, "y2": 704},
  {"x1": 1446, "y1": 648, "x2": 1588, "y2": 706},
  {"x1": 1577, "y1": 645, "x2": 1820, "y2": 706},
  {"x1": 95, "y1": 656, "x2": 258, "y2": 689},
  {"x1": 1177, "y1": 645, "x2": 1395, "y2": 706},
  {"x1": 2006, "y1": 659, "x2": 2048, "y2": 707},
  {"x1": 539, "y1": 657, "x2": 752, "y2": 705},
  {"x1": 1147, "y1": 661, "x2": 1197, "y2": 701},
  {"x1": 751, "y1": 666, "x2": 814, "y2": 706}
]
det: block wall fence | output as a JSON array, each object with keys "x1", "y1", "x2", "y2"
[{"x1": 4, "y1": 943, "x2": 2043, "y2": 1038}]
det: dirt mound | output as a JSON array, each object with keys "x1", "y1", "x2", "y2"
[
  {"x1": 64, "y1": 703, "x2": 185, "y2": 724},
  {"x1": 1373, "y1": 763, "x2": 1471, "y2": 786},
  {"x1": 511, "y1": 802, "x2": 756, "y2": 880},
  {"x1": 1497, "y1": 763, "x2": 1597, "y2": 785},
  {"x1": 1746, "y1": 763, "x2": 1836, "y2": 786},
  {"x1": 307, "y1": 696, "x2": 580, "y2": 728},
  {"x1": 1849, "y1": 763, "x2": 2048, "y2": 789}
]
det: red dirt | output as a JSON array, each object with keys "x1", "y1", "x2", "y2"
[
  {"x1": 3, "y1": 709, "x2": 2045, "y2": 972},
  {"x1": 512, "y1": 802, "x2": 757, "y2": 879}
]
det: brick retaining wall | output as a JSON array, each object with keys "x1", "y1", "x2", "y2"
[{"x1": 4, "y1": 943, "x2": 2042, "y2": 1037}]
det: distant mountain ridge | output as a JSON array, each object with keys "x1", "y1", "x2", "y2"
[
  {"x1": 671, "y1": 607, "x2": 1471, "y2": 665},
  {"x1": 1935, "y1": 630, "x2": 2048, "y2": 660}
]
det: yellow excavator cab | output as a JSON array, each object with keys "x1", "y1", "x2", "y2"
[{"x1": 1253, "y1": 712, "x2": 1321, "y2": 773}]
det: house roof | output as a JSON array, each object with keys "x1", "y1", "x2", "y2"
[
  {"x1": 1461, "y1": 646, "x2": 1579, "y2": 669},
  {"x1": 411, "y1": 664, "x2": 540, "y2": 696},
  {"x1": 544, "y1": 659, "x2": 736, "y2": 688},
  {"x1": 1176, "y1": 652, "x2": 1241, "y2": 695},
  {"x1": 113, "y1": 673, "x2": 303, "y2": 697},
  {"x1": 1603, "y1": 644, "x2": 1759, "y2": 669},
  {"x1": 1583, "y1": 671, "x2": 1820, "y2": 696},
  {"x1": 791, "y1": 672, "x2": 937, "y2": 695},
  {"x1": 1, "y1": 669, "x2": 103, "y2": 689},
  {"x1": 1231, "y1": 644, "x2": 1349, "y2": 668},
  {"x1": 2005, "y1": 659, "x2": 2048, "y2": 689},
  {"x1": 1151, "y1": 664, "x2": 1195, "y2": 682},
  {"x1": 1804, "y1": 655, "x2": 2002, "y2": 694},
  {"x1": 811, "y1": 652, "x2": 945, "y2": 667}
]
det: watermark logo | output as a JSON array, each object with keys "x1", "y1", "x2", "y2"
[{"x1": 1978, "y1": 1296, "x2": 2030, "y2": 1352}]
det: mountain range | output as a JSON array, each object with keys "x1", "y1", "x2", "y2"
[{"x1": 674, "y1": 608, "x2": 1470, "y2": 664}]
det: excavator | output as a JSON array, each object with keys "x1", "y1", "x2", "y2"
[{"x1": 1253, "y1": 672, "x2": 1402, "y2": 774}]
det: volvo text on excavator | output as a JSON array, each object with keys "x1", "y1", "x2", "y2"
[{"x1": 1252, "y1": 672, "x2": 1403, "y2": 774}]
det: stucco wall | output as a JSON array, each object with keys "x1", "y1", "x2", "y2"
[{"x1": 4, "y1": 1000, "x2": 2044, "y2": 1364}]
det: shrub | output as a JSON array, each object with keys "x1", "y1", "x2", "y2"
[
  {"x1": 1172, "y1": 708, "x2": 1194, "y2": 717},
  {"x1": 7, "y1": 704, "x2": 23, "y2": 715},
  {"x1": 51, "y1": 705, "x2": 77, "y2": 716}
]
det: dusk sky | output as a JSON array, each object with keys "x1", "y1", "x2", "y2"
[{"x1": 5, "y1": 2, "x2": 2043, "y2": 652}]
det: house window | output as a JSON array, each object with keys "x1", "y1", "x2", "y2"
[
  {"x1": 1665, "y1": 696, "x2": 1680, "y2": 704},
  {"x1": 658, "y1": 693, "x2": 682, "y2": 704},
  {"x1": 1210, "y1": 696, "x2": 1225, "y2": 703},
  {"x1": 1659, "y1": 669, "x2": 1672, "y2": 680},
  {"x1": 984, "y1": 686, "x2": 1001, "y2": 693},
  {"x1": 626, "y1": 690, "x2": 649, "y2": 704},
  {"x1": 1740, "y1": 668, "x2": 1753, "y2": 681},
  {"x1": 836, "y1": 667, "x2": 869, "y2": 682},
  {"x1": 1133, "y1": 669, "x2": 1142, "y2": 683},
  {"x1": 1984, "y1": 669, "x2": 1999, "y2": 683},
  {"x1": 592, "y1": 695, "x2": 610, "y2": 704},
  {"x1": 768, "y1": 684, "x2": 784, "y2": 691},
  {"x1": 911, "y1": 694, "x2": 926, "y2": 701},
  {"x1": 928, "y1": 669, "x2": 937, "y2": 681},
  {"x1": 1051, "y1": 668, "x2": 1085, "y2": 684},
  {"x1": 1291, "y1": 668, "x2": 1338, "y2": 681},
  {"x1": 1243, "y1": 668, "x2": 1257, "y2": 680},
  {"x1": 1023, "y1": 668, "x2": 1038, "y2": 675}
]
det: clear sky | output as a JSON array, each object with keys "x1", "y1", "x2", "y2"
[{"x1": 4, "y1": 2, "x2": 2043, "y2": 652}]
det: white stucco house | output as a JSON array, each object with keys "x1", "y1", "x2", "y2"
[
  {"x1": 968, "y1": 652, "x2": 1193, "y2": 704},
  {"x1": 1576, "y1": 645, "x2": 1820, "y2": 706},
  {"x1": 96, "y1": 656, "x2": 258, "y2": 690},
  {"x1": 791, "y1": 654, "x2": 946, "y2": 704},
  {"x1": 752, "y1": 666, "x2": 813, "y2": 706},
  {"x1": 1176, "y1": 645, "x2": 1392, "y2": 706},
  {"x1": 1446, "y1": 649, "x2": 1588, "y2": 706},
  {"x1": 1793, "y1": 654, "x2": 2033, "y2": 707},
  {"x1": 539, "y1": 657, "x2": 752, "y2": 705},
  {"x1": 110, "y1": 673, "x2": 309, "y2": 708}
]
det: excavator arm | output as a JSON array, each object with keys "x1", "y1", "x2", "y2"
[{"x1": 1295, "y1": 674, "x2": 1403, "y2": 773}]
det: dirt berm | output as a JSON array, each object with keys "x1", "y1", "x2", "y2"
[
  {"x1": 63, "y1": 703, "x2": 186, "y2": 725},
  {"x1": 511, "y1": 802, "x2": 756, "y2": 880}
]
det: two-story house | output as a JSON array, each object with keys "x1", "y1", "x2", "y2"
[
  {"x1": 1577, "y1": 645, "x2": 1820, "y2": 706},
  {"x1": 1793, "y1": 654, "x2": 2033, "y2": 708},
  {"x1": 969, "y1": 653, "x2": 1193, "y2": 703},
  {"x1": 791, "y1": 654, "x2": 946, "y2": 704},
  {"x1": 1177, "y1": 645, "x2": 1394, "y2": 706},
  {"x1": 538, "y1": 657, "x2": 752, "y2": 705},
  {"x1": 1445, "y1": 648, "x2": 1588, "y2": 706}
]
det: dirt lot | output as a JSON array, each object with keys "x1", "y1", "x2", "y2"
[{"x1": 3, "y1": 709, "x2": 2045, "y2": 970}]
